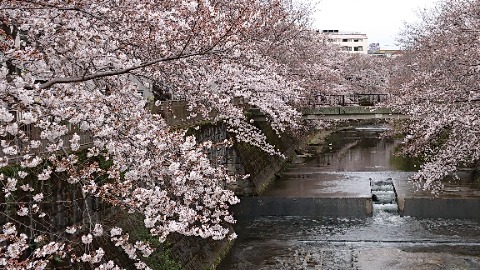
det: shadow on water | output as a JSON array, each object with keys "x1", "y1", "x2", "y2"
[{"x1": 218, "y1": 125, "x2": 480, "y2": 270}]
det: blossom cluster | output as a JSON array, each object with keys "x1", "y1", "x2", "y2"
[{"x1": 389, "y1": 0, "x2": 480, "y2": 191}]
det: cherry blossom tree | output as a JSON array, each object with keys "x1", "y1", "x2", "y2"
[
  {"x1": 264, "y1": 24, "x2": 392, "y2": 106},
  {"x1": 338, "y1": 53, "x2": 391, "y2": 95},
  {"x1": 390, "y1": 0, "x2": 480, "y2": 192},
  {"x1": 260, "y1": 27, "x2": 383, "y2": 107},
  {"x1": 262, "y1": 28, "x2": 348, "y2": 101},
  {"x1": 0, "y1": 0, "x2": 323, "y2": 268}
]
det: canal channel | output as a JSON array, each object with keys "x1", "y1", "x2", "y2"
[{"x1": 218, "y1": 126, "x2": 480, "y2": 269}]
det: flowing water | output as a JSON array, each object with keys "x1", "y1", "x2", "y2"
[{"x1": 218, "y1": 126, "x2": 480, "y2": 270}]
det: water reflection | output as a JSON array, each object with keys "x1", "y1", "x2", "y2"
[{"x1": 218, "y1": 127, "x2": 480, "y2": 269}]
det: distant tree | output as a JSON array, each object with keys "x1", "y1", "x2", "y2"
[
  {"x1": 390, "y1": 0, "x2": 480, "y2": 192},
  {"x1": 258, "y1": 26, "x2": 350, "y2": 104},
  {"x1": 338, "y1": 53, "x2": 391, "y2": 94},
  {"x1": 368, "y1": 42, "x2": 380, "y2": 53}
]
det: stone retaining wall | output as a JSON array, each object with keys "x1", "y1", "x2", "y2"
[{"x1": 191, "y1": 121, "x2": 304, "y2": 196}]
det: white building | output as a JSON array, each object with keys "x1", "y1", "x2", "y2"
[{"x1": 322, "y1": 30, "x2": 368, "y2": 54}]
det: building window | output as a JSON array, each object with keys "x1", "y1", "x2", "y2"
[
  {"x1": 354, "y1": 39, "x2": 362, "y2": 42},
  {"x1": 322, "y1": 30, "x2": 339, "y2": 33},
  {"x1": 342, "y1": 39, "x2": 349, "y2": 42},
  {"x1": 342, "y1": 46, "x2": 352, "y2": 51},
  {"x1": 354, "y1": 46, "x2": 363, "y2": 51}
]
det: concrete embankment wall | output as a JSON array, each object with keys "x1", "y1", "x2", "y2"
[
  {"x1": 398, "y1": 198, "x2": 480, "y2": 219},
  {"x1": 233, "y1": 197, "x2": 373, "y2": 218},
  {"x1": 393, "y1": 175, "x2": 480, "y2": 219},
  {"x1": 233, "y1": 121, "x2": 302, "y2": 195}
]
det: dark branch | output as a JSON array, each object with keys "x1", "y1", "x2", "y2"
[{"x1": 38, "y1": 51, "x2": 213, "y2": 89}]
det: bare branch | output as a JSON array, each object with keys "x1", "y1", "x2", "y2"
[{"x1": 39, "y1": 51, "x2": 210, "y2": 89}]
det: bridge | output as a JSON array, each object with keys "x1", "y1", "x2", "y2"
[
  {"x1": 250, "y1": 93, "x2": 404, "y2": 121},
  {"x1": 309, "y1": 93, "x2": 392, "y2": 106},
  {"x1": 303, "y1": 93, "x2": 404, "y2": 120},
  {"x1": 302, "y1": 106, "x2": 405, "y2": 120}
]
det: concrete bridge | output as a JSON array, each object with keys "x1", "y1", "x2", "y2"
[
  {"x1": 250, "y1": 93, "x2": 404, "y2": 121},
  {"x1": 302, "y1": 106, "x2": 405, "y2": 120},
  {"x1": 302, "y1": 93, "x2": 404, "y2": 120},
  {"x1": 309, "y1": 93, "x2": 392, "y2": 107}
]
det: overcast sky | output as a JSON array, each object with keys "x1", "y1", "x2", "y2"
[{"x1": 310, "y1": 0, "x2": 440, "y2": 49}]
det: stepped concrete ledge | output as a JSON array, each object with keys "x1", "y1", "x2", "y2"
[
  {"x1": 394, "y1": 174, "x2": 480, "y2": 218},
  {"x1": 233, "y1": 172, "x2": 373, "y2": 218}
]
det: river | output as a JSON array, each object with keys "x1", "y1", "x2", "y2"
[{"x1": 218, "y1": 126, "x2": 480, "y2": 269}]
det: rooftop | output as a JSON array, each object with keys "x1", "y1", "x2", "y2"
[{"x1": 322, "y1": 30, "x2": 367, "y2": 35}]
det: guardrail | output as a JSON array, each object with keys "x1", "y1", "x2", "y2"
[{"x1": 302, "y1": 106, "x2": 406, "y2": 120}]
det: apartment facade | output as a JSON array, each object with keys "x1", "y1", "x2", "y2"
[{"x1": 323, "y1": 30, "x2": 368, "y2": 54}]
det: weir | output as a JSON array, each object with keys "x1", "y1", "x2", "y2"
[{"x1": 233, "y1": 126, "x2": 391, "y2": 219}]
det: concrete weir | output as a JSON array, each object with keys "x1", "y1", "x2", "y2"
[
  {"x1": 233, "y1": 197, "x2": 373, "y2": 218},
  {"x1": 233, "y1": 125, "x2": 480, "y2": 220},
  {"x1": 233, "y1": 171, "x2": 373, "y2": 218},
  {"x1": 221, "y1": 127, "x2": 480, "y2": 270},
  {"x1": 235, "y1": 171, "x2": 480, "y2": 219},
  {"x1": 394, "y1": 174, "x2": 480, "y2": 219}
]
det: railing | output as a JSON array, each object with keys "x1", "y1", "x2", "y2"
[
  {"x1": 309, "y1": 93, "x2": 392, "y2": 107},
  {"x1": 1, "y1": 120, "x2": 93, "y2": 164},
  {"x1": 2, "y1": 101, "x2": 217, "y2": 164}
]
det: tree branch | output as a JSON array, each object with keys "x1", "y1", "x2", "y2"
[
  {"x1": 3, "y1": 1, "x2": 102, "y2": 20},
  {"x1": 38, "y1": 51, "x2": 209, "y2": 89}
]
